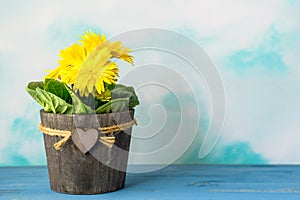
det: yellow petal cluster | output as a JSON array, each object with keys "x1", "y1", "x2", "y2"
[{"x1": 45, "y1": 30, "x2": 133, "y2": 97}]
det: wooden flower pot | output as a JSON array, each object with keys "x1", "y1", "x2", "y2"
[{"x1": 40, "y1": 109, "x2": 135, "y2": 194}]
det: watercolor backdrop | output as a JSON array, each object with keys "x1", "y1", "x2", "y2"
[{"x1": 1, "y1": 0, "x2": 300, "y2": 166}]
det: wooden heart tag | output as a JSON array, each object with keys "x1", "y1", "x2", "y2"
[{"x1": 71, "y1": 128, "x2": 99, "y2": 154}]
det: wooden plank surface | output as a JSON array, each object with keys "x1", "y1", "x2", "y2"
[{"x1": 1, "y1": 165, "x2": 300, "y2": 199}]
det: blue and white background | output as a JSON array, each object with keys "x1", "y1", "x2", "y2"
[{"x1": 1, "y1": 0, "x2": 300, "y2": 166}]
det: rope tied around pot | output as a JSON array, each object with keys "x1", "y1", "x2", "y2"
[{"x1": 38, "y1": 119, "x2": 137, "y2": 150}]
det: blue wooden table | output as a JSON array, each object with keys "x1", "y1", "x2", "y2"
[{"x1": 1, "y1": 165, "x2": 300, "y2": 199}]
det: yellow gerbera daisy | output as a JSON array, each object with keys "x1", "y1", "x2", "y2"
[
  {"x1": 74, "y1": 47, "x2": 119, "y2": 97},
  {"x1": 44, "y1": 30, "x2": 133, "y2": 97}
]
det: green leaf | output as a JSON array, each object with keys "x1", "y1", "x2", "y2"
[
  {"x1": 96, "y1": 98, "x2": 129, "y2": 114},
  {"x1": 95, "y1": 101, "x2": 111, "y2": 113},
  {"x1": 106, "y1": 84, "x2": 116, "y2": 91},
  {"x1": 111, "y1": 84, "x2": 139, "y2": 109},
  {"x1": 26, "y1": 86, "x2": 46, "y2": 109},
  {"x1": 25, "y1": 86, "x2": 73, "y2": 114},
  {"x1": 27, "y1": 81, "x2": 44, "y2": 90},
  {"x1": 44, "y1": 79, "x2": 72, "y2": 104},
  {"x1": 64, "y1": 85, "x2": 94, "y2": 114},
  {"x1": 111, "y1": 98, "x2": 129, "y2": 113}
]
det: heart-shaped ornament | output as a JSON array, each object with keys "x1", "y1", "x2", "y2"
[{"x1": 71, "y1": 128, "x2": 99, "y2": 154}]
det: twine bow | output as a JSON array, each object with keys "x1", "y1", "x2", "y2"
[{"x1": 38, "y1": 119, "x2": 137, "y2": 150}]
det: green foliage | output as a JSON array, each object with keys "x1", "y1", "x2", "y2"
[
  {"x1": 27, "y1": 81, "x2": 44, "y2": 90},
  {"x1": 106, "y1": 84, "x2": 116, "y2": 91},
  {"x1": 95, "y1": 84, "x2": 139, "y2": 113},
  {"x1": 96, "y1": 98, "x2": 129, "y2": 114},
  {"x1": 64, "y1": 86, "x2": 94, "y2": 114},
  {"x1": 112, "y1": 84, "x2": 139, "y2": 109},
  {"x1": 26, "y1": 86, "x2": 73, "y2": 114},
  {"x1": 26, "y1": 81, "x2": 139, "y2": 114},
  {"x1": 44, "y1": 79, "x2": 72, "y2": 104}
]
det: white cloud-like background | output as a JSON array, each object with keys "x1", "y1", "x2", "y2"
[{"x1": 1, "y1": 0, "x2": 300, "y2": 165}]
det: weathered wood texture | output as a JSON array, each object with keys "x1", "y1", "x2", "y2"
[
  {"x1": 1, "y1": 165, "x2": 300, "y2": 199},
  {"x1": 40, "y1": 109, "x2": 135, "y2": 194}
]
